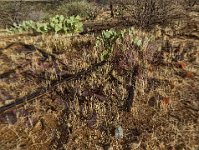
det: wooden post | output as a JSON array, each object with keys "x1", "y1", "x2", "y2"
[{"x1": 110, "y1": 0, "x2": 114, "y2": 17}]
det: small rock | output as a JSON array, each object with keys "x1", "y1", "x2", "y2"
[
  {"x1": 130, "y1": 141, "x2": 141, "y2": 150},
  {"x1": 115, "y1": 126, "x2": 123, "y2": 139},
  {"x1": 107, "y1": 146, "x2": 113, "y2": 150},
  {"x1": 95, "y1": 145, "x2": 104, "y2": 150},
  {"x1": 33, "y1": 120, "x2": 43, "y2": 131}
]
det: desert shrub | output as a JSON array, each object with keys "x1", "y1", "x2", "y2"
[
  {"x1": 132, "y1": 0, "x2": 171, "y2": 29},
  {"x1": 0, "y1": 2, "x2": 29, "y2": 27},
  {"x1": 100, "y1": 0, "x2": 183, "y2": 29},
  {"x1": 128, "y1": 0, "x2": 182, "y2": 30},
  {"x1": 56, "y1": 0, "x2": 99, "y2": 20},
  {"x1": 87, "y1": 0, "x2": 108, "y2": 5},
  {"x1": 0, "y1": 2, "x2": 55, "y2": 28},
  {"x1": 184, "y1": 0, "x2": 197, "y2": 7}
]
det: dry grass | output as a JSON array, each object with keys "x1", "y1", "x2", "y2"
[{"x1": 0, "y1": 7, "x2": 199, "y2": 150}]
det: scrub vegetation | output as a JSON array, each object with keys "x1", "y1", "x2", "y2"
[{"x1": 0, "y1": 0, "x2": 198, "y2": 149}]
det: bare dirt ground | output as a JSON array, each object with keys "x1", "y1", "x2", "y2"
[{"x1": 0, "y1": 9, "x2": 198, "y2": 150}]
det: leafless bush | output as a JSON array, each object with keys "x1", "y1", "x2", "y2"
[
  {"x1": 128, "y1": 0, "x2": 183, "y2": 30},
  {"x1": 0, "y1": 2, "x2": 52, "y2": 28},
  {"x1": 105, "y1": 0, "x2": 185, "y2": 30},
  {"x1": 0, "y1": 2, "x2": 27, "y2": 27},
  {"x1": 184, "y1": 0, "x2": 197, "y2": 7}
]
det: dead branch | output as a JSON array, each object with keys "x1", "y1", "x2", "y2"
[
  {"x1": 0, "y1": 60, "x2": 107, "y2": 114},
  {"x1": 0, "y1": 42, "x2": 68, "y2": 79},
  {"x1": 123, "y1": 65, "x2": 139, "y2": 112}
]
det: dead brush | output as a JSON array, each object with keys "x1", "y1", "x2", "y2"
[
  {"x1": 130, "y1": 0, "x2": 184, "y2": 30},
  {"x1": 183, "y1": 0, "x2": 198, "y2": 7}
]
